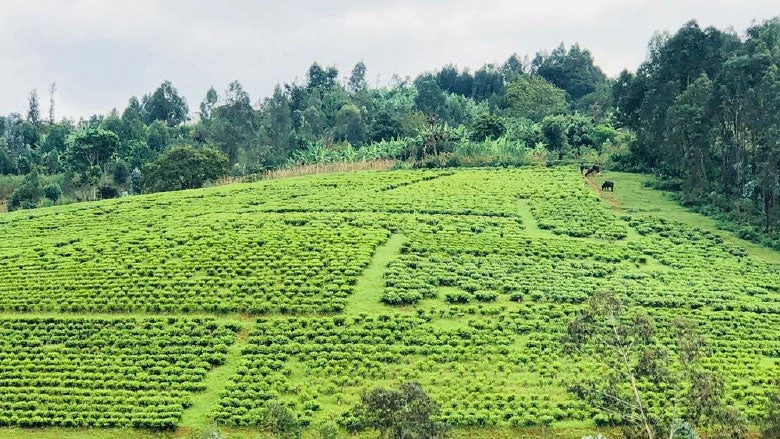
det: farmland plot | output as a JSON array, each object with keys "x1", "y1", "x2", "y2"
[{"x1": 0, "y1": 166, "x2": 777, "y2": 435}]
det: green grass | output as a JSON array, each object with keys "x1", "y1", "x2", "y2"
[
  {"x1": 179, "y1": 327, "x2": 250, "y2": 429},
  {"x1": 591, "y1": 171, "x2": 780, "y2": 263},
  {"x1": 345, "y1": 233, "x2": 406, "y2": 316}
]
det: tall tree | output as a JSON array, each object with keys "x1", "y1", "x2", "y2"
[
  {"x1": 665, "y1": 73, "x2": 717, "y2": 192},
  {"x1": 334, "y1": 103, "x2": 365, "y2": 145},
  {"x1": 260, "y1": 85, "x2": 294, "y2": 165},
  {"x1": 26, "y1": 89, "x2": 41, "y2": 125},
  {"x1": 142, "y1": 80, "x2": 189, "y2": 126},
  {"x1": 501, "y1": 53, "x2": 527, "y2": 83},
  {"x1": 472, "y1": 64, "x2": 505, "y2": 101},
  {"x1": 199, "y1": 87, "x2": 219, "y2": 122},
  {"x1": 48, "y1": 82, "x2": 56, "y2": 124},
  {"x1": 210, "y1": 81, "x2": 257, "y2": 164},
  {"x1": 413, "y1": 74, "x2": 446, "y2": 115},
  {"x1": 533, "y1": 43, "x2": 607, "y2": 100},
  {"x1": 307, "y1": 63, "x2": 339, "y2": 91},
  {"x1": 348, "y1": 61, "x2": 368, "y2": 93},
  {"x1": 504, "y1": 76, "x2": 568, "y2": 121}
]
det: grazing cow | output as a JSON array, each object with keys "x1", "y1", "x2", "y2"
[
  {"x1": 602, "y1": 180, "x2": 614, "y2": 192},
  {"x1": 580, "y1": 163, "x2": 587, "y2": 174},
  {"x1": 584, "y1": 165, "x2": 601, "y2": 177}
]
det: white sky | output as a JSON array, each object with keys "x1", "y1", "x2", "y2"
[{"x1": 1, "y1": 0, "x2": 777, "y2": 119}]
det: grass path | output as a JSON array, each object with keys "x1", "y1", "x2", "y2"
[
  {"x1": 177, "y1": 326, "x2": 251, "y2": 431},
  {"x1": 344, "y1": 234, "x2": 405, "y2": 316},
  {"x1": 516, "y1": 199, "x2": 549, "y2": 239}
]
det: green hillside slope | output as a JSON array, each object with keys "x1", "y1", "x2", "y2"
[{"x1": 0, "y1": 167, "x2": 777, "y2": 438}]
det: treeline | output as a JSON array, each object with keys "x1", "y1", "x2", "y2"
[
  {"x1": 0, "y1": 41, "x2": 624, "y2": 210},
  {"x1": 613, "y1": 18, "x2": 780, "y2": 247},
  {"x1": 0, "y1": 17, "x2": 778, "y2": 250}
]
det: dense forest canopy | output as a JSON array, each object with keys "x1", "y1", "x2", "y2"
[
  {"x1": 613, "y1": 18, "x2": 780, "y2": 243},
  {"x1": 0, "y1": 17, "x2": 778, "y2": 247}
]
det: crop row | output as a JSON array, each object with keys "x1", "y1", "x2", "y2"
[{"x1": 0, "y1": 318, "x2": 236, "y2": 429}]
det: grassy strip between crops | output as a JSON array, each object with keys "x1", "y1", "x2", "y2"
[
  {"x1": 345, "y1": 234, "x2": 406, "y2": 316},
  {"x1": 178, "y1": 327, "x2": 251, "y2": 430}
]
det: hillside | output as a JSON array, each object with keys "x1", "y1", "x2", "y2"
[{"x1": 0, "y1": 167, "x2": 778, "y2": 438}]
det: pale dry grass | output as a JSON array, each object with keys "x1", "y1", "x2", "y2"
[{"x1": 216, "y1": 159, "x2": 397, "y2": 186}]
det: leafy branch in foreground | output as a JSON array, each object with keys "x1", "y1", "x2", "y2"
[
  {"x1": 564, "y1": 292, "x2": 746, "y2": 439},
  {"x1": 764, "y1": 379, "x2": 780, "y2": 439}
]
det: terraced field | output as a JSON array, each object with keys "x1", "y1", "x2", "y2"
[{"x1": 0, "y1": 167, "x2": 777, "y2": 438}]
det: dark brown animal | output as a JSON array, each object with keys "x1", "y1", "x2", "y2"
[
  {"x1": 584, "y1": 165, "x2": 601, "y2": 177},
  {"x1": 601, "y1": 180, "x2": 614, "y2": 192}
]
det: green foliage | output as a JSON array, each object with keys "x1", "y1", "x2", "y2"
[
  {"x1": 7, "y1": 168, "x2": 42, "y2": 211},
  {"x1": 66, "y1": 127, "x2": 119, "y2": 171},
  {"x1": 533, "y1": 43, "x2": 607, "y2": 100},
  {"x1": 142, "y1": 80, "x2": 189, "y2": 126},
  {"x1": 469, "y1": 113, "x2": 506, "y2": 141},
  {"x1": 315, "y1": 420, "x2": 340, "y2": 439},
  {"x1": 505, "y1": 76, "x2": 569, "y2": 121},
  {"x1": 189, "y1": 424, "x2": 225, "y2": 439},
  {"x1": 264, "y1": 402, "x2": 302, "y2": 439},
  {"x1": 142, "y1": 145, "x2": 229, "y2": 192},
  {"x1": 541, "y1": 114, "x2": 595, "y2": 158},
  {"x1": 97, "y1": 184, "x2": 119, "y2": 199},
  {"x1": 591, "y1": 124, "x2": 618, "y2": 148},
  {"x1": 763, "y1": 380, "x2": 780, "y2": 438},
  {"x1": 0, "y1": 142, "x2": 15, "y2": 174},
  {"x1": 130, "y1": 167, "x2": 142, "y2": 194},
  {"x1": 0, "y1": 318, "x2": 234, "y2": 429},
  {"x1": 414, "y1": 74, "x2": 446, "y2": 115},
  {"x1": 111, "y1": 159, "x2": 130, "y2": 185},
  {"x1": 349, "y1": 382, "x2": 448, "y2": 439},
  {"x1": 613, "y1": 17, "x2": 780, "y2": 243},
  {"x1": 669, "y1": 419, "x2": 699, "y2": 439},
  {"x1": 42, "y1": 182, "x2": 62, "y2": 202}
]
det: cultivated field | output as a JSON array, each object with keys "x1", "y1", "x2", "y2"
[{"x1": 0, "y1": 167, "x2": 777, "y2": 438}]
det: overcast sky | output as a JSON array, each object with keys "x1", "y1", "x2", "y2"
[{"x1": 1, "y1": 0, "x2": 777, "y2": 119}]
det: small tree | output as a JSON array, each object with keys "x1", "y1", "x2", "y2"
[
  {"x1": 316, "y1": 420, "x2": 339, "y2": 439},
  {"x1": 763, "y1": 379, "x2": 780, "y2": 439},
  {"x1": 130, "y1": 167, "x2": 142, "y2": 194},
  {"x1": 470, "y1": 113, "x2": 506, "y2": 141},
  {"x1": 673, "y1": 317, "x2": 747, "y2": 438},
  {"x1": 565, "y1": 293, "x2": 744, "y2": 439},
  {"x1": 8, "y1": 168, "x2": 43, "y2": 211},
  {"x1": 263, "y1": 402, "x2": 301, "y2": 439},
  {"x1": 142, "y1": 145, "x2": 229, "y2": 192},
  {"x1": 43, "y1": 182, "x2": 62, "y2": 202},
  {"x1": 187, "y1": 424, "x2": 224, "y2": 439},
  {"x1": 112, "y1": 160, "x2": 130, "y2": 185},
  {"x1": 565, "y1": 292, "x2": 661, "y2": 439},
  {"x1": 350, "y1": 382, "x2": 448, "y2": 439}
]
